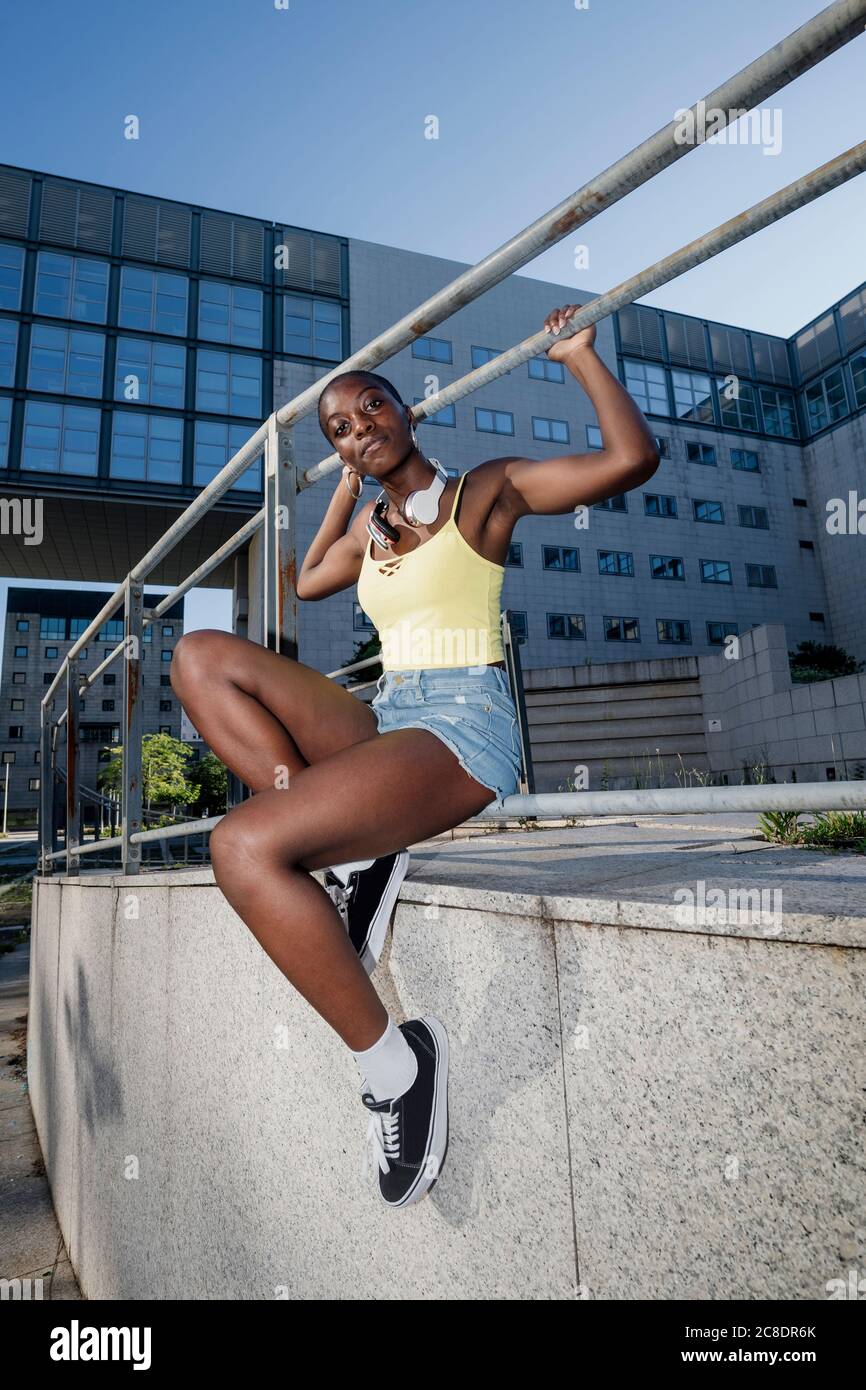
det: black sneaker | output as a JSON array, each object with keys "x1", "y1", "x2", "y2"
[
  {"x1": 324, "y1": 850, "x2": 410, "y2": 974},
  {"x1": 360, "y1": 1016, "x2": 450, "y2": 1209}
]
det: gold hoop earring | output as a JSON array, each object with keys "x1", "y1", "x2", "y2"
[{"x1": 343, "y1": 469, "x2": 363, "y2": 500}]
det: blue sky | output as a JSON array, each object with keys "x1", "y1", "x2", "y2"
[{"x1": 2, "y1": 0, "x2": 865, "y2": 641}]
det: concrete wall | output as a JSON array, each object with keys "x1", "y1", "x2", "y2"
[
  {"x1": 522, "y1": 656, "x2": 707, "y2": 793},
  {"x1": 28, "y1": 843, "x2": 866, "y2": 1301},
  {"x1": 699, "y1": 624, "x2": 866, "y2": 784}
]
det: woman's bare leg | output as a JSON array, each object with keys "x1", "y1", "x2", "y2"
[
  {"x1": 171, "y1": 627, "x2": 496, "y2": 1050},
  {"x1": 207, "y1": 727, "x2": 496, "y2": 1050},
  {"x1": 169, "y1": 628, "x2": 380, "y2": 789}
]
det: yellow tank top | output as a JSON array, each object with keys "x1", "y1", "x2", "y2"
[{"x1": 356, "y1": 470, "x2": 505, "y2": 671}]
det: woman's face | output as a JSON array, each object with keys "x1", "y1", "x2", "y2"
[{"x1": 322, "y1": 381, "x2": 409, "y2": 476}]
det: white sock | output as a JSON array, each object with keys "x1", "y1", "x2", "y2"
[
  {"x1": 351, "y1": 1017, "x2": 418, "y2": 1102},
  {"x1": 328, "y1": 857, "x2": 376, "y2": 884}
]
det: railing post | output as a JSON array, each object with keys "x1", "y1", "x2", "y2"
[
  {"x1": 65, "y1": 660, "x2": 81, "y2": 875},
  {"x1": 263, "y1": 417, "x2": 298, "y2": 659},
  {"x1": 39, "y1": 705, "x2": 54, "y2": 876},
  {"x1": 122, "y1": 579, "x2": 144, "y2": 876},
  {"x1": 502, "y1": 611, "x2": 534, "y2": 795}
]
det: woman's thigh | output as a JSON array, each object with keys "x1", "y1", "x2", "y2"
[
  {"x1": 209, "y1": 725, "x2": 496, "y2": 872},
  {"x1": 171, "y1": 628, "x2": 379, "y2": 765}
]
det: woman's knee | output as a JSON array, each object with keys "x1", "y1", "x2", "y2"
[
  {"x1": 170, "y1": 629, "x2": 231, "y2": 696},
  {"x1": 209, "y1": 798, "x2": 296, "y2": 876}
]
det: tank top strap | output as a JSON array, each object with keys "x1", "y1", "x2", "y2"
[{"x1": 451, "y1": 471, "x2": 468, "y2": 528}]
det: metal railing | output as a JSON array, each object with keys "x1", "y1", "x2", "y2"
[{"x1": 38, "y1": 0, "x2": 866, "y2": 875}]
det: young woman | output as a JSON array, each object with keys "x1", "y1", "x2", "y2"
[{"x1": 170, "y1": 307, "x2": 659, "y2": 1210}]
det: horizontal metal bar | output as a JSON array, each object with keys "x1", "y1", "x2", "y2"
[
  {"x1": 40, "y1": 783, "x2": 866, "y2": 863},
  {"x1": 475, "y1": 782, "x2": 866, "y2": 819}
]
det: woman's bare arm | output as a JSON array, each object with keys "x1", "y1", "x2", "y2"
[
  {"x1": 296, "y1": 469, "x2": 372, "y2": 601},
  {"x1": 493, "y1": 308, "x2": 661, "y2": 520}
]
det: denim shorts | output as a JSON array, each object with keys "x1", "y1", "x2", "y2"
[{"x1": 370, "y1": 664, "x2": 522, "y2": 808}]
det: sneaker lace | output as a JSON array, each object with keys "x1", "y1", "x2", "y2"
[
  {"x1": 364, "y1": 1100, "x2": 401, "y2": 1176},
  {"x1": 325, "y1": 876, "x2": 350, "y2": 927}
]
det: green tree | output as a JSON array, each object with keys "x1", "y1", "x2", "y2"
[
  {"x1": 188, "y1": 752, "x2": 228, "y2": 815},
  {"x1": 342, "y1": 631, "x2": 382, "y2": 684},
  {"x1": 97, "y1": 733, "x2": 198, "y2": 812}
]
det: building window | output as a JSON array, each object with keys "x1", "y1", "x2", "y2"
[
  {"x1": 644, "y1": 492, "x2": 677, "y2": 518},
  {"x1": 506, "y1": 542, "x2": 522, "y2": 566},
  {"x1": 672, "y1": 369, "x2": 714, "y2": 423},
  {"x1": 649, "y1": 554, "x2": 684, "y2": 581},
  {"x1": 508, "y1": 611, "x2": 528, "y2": 640},
  {"x1": 850, "y1": 353, "x2": 866, "y2": 409},
  {"x1": 586, "y1": 424, "x2": 602, "y2": 450},
  {"x1": 28, "y1": 324, "x2": 105, "y2": 398},
  {"x1": 13, "y1": 645, "x2": 27, "y2": 657},
  {"x1": 542, "y1": 545, "x2": 579, "y2": 571},
  {"x1": 700, "y1": 559, "x2": 733, "y2": 584},
  {"x1": 547, "y1": 612, "x2": 585, "y2": 640},
  {"x1": 195, "y1": 349, "x2": 261, "y2": 417},
  {"x1": 593, "y1": 493, "x2": 627, "y2": 512},
  {"x1": 353, "y1": 601, "x2": 374, "y2": 630},
  {"x1": 282, "y1": 294, "x2": 342, "y2": 361},
  {"x1": 738, "y1": 504, "x2": 769, "y2": 529},
  {"x1": 10, "y1": 699, "x2": 24, "y2": 711},
  {"x1": 0, "y1": 241, "x2": 26, "y2": 311},
  {"x1": 29, "y1": 777, "x2": 40, "y2": 791},
  {"x1": 604, "y1": 616, "x2": 639, "y2": 642},
  {"x1": 716, "y1": 379, "x2": 759, "y2": 432},
  {"x1": 472, "y1": 345, "x2": 511, "y2": 374},
  {"x1": 657, "y1": 619, "x2": 691, "y2": 644},
  {"x1": 160, "y1": 674, "x2": 171, "y2": 686},
  {"x1": 114, "y1": 338, "x2": 186, "y2": 409},
  {"x1": 159, "y1": 725, "x2": 172, "y2": 735},
  {"x1": 43, "y1": 672, "x2": 54, "y2": 684},
  {"x1": 11, "y1": 672, "x2": 26, "y2": 684},
  {"x1": 687, "y1": 441, "x2": 716, "y2": 465},
  {"x1": 118, "y1": 267, "x2": 189, "y2": 336},
  {"x1": 810, "y1": 611, "x2": 825, "y2": 623},
  {"x1": 411, "y1": 336, "x2": 452, "y2": 364},
  {"x1": 732, "y1": 447, "x2": 760, "y2": 472},
  {"x1": 693, "y1": 498, "x2": 724, "y2": 524},
  {"x1": 474, "y1": 407, "x2": 513, "y2": 435},
  {"x1": 3, "y1": 751, "x2": 15, "y2": 763},
  {"x1": 8, "y1": 726, "x2": 23, "y2": 739},
  {"x1": 799, "y1": 539, "x2": 815, "y2": 551},
  {"x1": 193, "y1": 420, "x2": 261, "y2": 492},
  {"x1": 103, "y1": 673, "x2": 116, "y2": 685},
  {"x1": 111, "y1": 411, "x2": 183, "y2": 484},
  {"x1": 40, "y1": 616, "x2": 66, "y2": 639},
  {"x1": 623, "y1": 359, "x2": 670, "y2": 416},
  {"x1": 746, "y1": 563, "x2": 777, "y2": 588},
  {"x1": 45, "y1": 646, "x2": 58, "y2": 658},
  {"x1": 158, "y1": 649, "x2": 171, "y2": 662},
  {"x1": 412, "y1": 395, "x2": 455, "y2": 427},
  {"x1": 532, "y1": 416, "x2": 569, "y2": 444},
  {"x1": 33, "y1": 251, "x2": 110, "y2": 324},
  {"x1": 160, "y1": 700, "x2": 173, "y2": 712},
  {"x1": 0, "y1": 395, "x2": 11, "y2": 468},
  {"x1": 16, "y1": 619, "x2": 29, "y2": 632},
  {"x1": 198, "y1": 280, "x2": 263, "y2": 348},
  {"x1": 654, "y1": 435, "x2": 670, "y2": 457},
  {"x1": 102, "y1": 699, "x2": 115, "y2": 712},
  {"x1": 528, "y1": 355, "x2": 564, "y2": 382},
  {"x1": 758, "y1": 386, "x2": 798, "y2": 439},
  {"x1": 98, "y1": 619, "x2": 123, "y2": 642},
  {"x1": 21, "y1": 401, "x2": 100, "y2": 477},
  {"x1": 162, "y1": 625, "x2": 173, "y2": 636},
  {"x1": 0, "y1": 317, "x2": 18, "y2": 388},
  {"x1": 598, "y1": 549, "x2": 634, "y2": 577},
  {"x1": 707, "y1": 621, "x2": 739, "y2": 645},
  {"x1": 805, "y1": 368, "x2": 849, "y2": 432}
]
